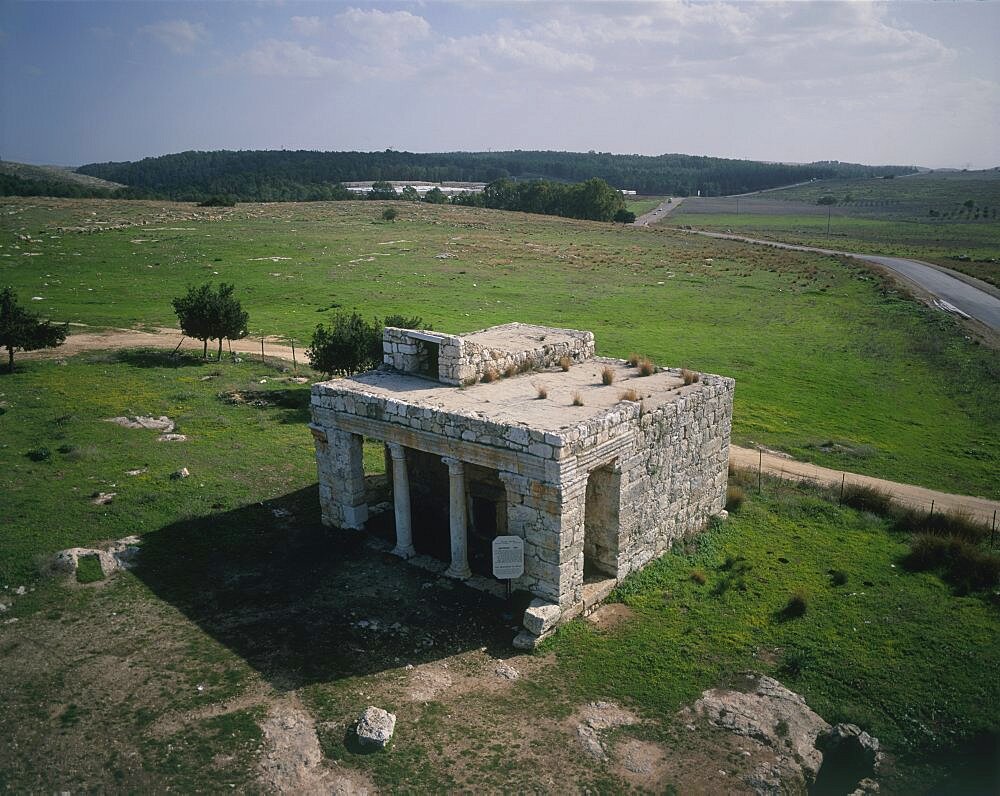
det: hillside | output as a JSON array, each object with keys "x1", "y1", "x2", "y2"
[
  {"x1": 75, "y1": 149, "x2": 914, "y2": 202},
  {"x1": 0, "y1": 160, "x2": 124, "y2": 198}
]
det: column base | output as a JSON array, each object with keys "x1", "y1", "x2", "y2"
[
  {"x1": 392, "y1": 544, "x2": 417, "y2": 559},
  {"x1": 444, "y1": 563, "x2": 473, "y2": 580}
]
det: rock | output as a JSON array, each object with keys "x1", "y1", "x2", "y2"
[
  {"x1": 125, "y1": 468, "x2": 147, "y2": 476},
  {"x1": 815, "y1": 723, "x2": 883, "y2": 793},
  {"x1": 170, "y1": 467, "x2": 190, "y2": 480},
  {"x1": 849, "y1": 778, "x2": 880, "y2": 795},
  {"x1": 494, "y1": 661, "x2": 520, "y2": 681},
  {"x1": 157, "y1": 433, "x2": 187, "y2": 442},
  {"x1": 355, "y1": 706, "x2": 396, "y2": 748},
  {"x1": 522, "y1": 598, "x2": 561, "y2": 636},
  {"x1": 574, "y1": 701, "x2": 639, "y2": 761},
  {"x1": 577, "y1": 724, "x2": 606, "y2": 760},
  {"x1": 51, "y1": 536, "x2": 141, "y2": 577},
  {"x1": 106, "y1": 415, "x2": 175, "y2": 432},
  {"x1": 91, "y1": 491, "x2": 116, "y2": 505},
  {"x1": 689, "y1": 674, "x2": 830, "y2": 781},
  {"x1": 14, "y1": 586, "x2": 26, "y2": 596},
  {"x1": 512, "y1": 630, "x2": 539, "y2": 650}
]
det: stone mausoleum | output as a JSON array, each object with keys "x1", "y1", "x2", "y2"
[{"x1": 309, "y1": 323, "x2": 734, "y2": 647}]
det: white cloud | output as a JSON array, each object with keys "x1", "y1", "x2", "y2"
[
  {"x1": 139, "y1": 19, "x2": 208, "y2": 55},
  {"x1": 336, "y1": 7, "x2": 431, "y2": 49},
  {"x1": 290, "y1": 16, "x2": 324, "y2": 37},
  {"x1": 232, "y1": 38, "x2": 344, "y2": 78}
]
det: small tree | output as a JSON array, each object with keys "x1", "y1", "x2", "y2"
[
  {"x1": 171, "y1": 282, "x2": 249, "y2": 360},
  {"x1": 400, "y1": 186, "x2": 420, "y2": 202},
  {"x1": 308, "y1": 312, "x2": 427, "y2": 377},
  {"x1": 381, "y1": 207, "x2": 398, "y2": 222},
  {"x1": 423, "y1": 187, "x2": 447, "y2": 204},
  {"x1": 369, "y1": 180, "x2": 398, "y2": 200},
  {"x1": 613, "y1": 208, "x2": 636, "y2": 223},
  {"x1": 0, "y1": 287, "x2": 68, "y2": 372}
]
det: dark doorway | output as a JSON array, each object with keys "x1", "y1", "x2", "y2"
[
  {"x1": 469, "y1": 495, "x2": 499, "y2": 576},
  {"x1": 583, "y1": 463, "x2": 620, "y2": 580},
  {"x1": 415, "y1": 339, "x2": 439, "y2": 379}
]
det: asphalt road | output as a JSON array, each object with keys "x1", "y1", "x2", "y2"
[
  {"x1": 683, "y1": 230, "x2": 1000, "y2": 331},
  {"x1": 633, "y1": 197, "x2": 684, "y2": 226}
]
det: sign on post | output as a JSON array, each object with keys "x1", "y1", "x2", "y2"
[{"x1": 492, "y1": 535, "x2": 524, "y2": 580}]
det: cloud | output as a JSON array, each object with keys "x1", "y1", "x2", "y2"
[
  {"x1": 231, "y1": 38, "x2": 344, "y2": 78},
  {"x1": 290, "y1": 16, "x2": 324, "y2": 37},
  {"x1": 139, "y1": 19, "x2": 208, "y2": 55},
  {"x1": 336, "y1": 7, "x2": 431, "y2": 49},
  {"x1": 87, "y1": 26, "x2": 114, "y2": 41}
]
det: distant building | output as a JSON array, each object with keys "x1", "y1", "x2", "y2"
[{"x1": 310, "y1": 323, "x2": 733, "y2": 647}]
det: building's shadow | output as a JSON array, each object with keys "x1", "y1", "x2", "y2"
[{"x1": 133, "y1": 484, "x2": 515, "y2": 691}]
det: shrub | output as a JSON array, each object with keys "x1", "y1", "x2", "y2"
[
  {"x1": 903, "y1": 534, "x2": 1000, "y2": 592},
  {"x1": 197, "y1": 195, "x2": 236, "y2": 207},
  {"x1": 481, "y1": 368, "x2": 497, "y2": 383},
  {"x1": 559, "y1": 356, "x2": 572, "y2": 372},
  {"x1": 782, "y1": 589, "x2": 808, "y2": 618},
  {"x1": 893, "y1": 507, "x2": 987, "y2": 544},
  {"x1": 620, "y1": 388, "x2": 640, "y2": 402},
  {"x1": 725, "y1": 485, "x2": 745, "y2": 513},
  {"x1": 681, "y1": 368, "x2": 700, "y2": 385},
  {"x1": 536, "y1": 384, "x2": 548, "y2": 399},
  {"x1": 690, "y1": 569, "x2": 707, "y2": 585},
  {"x1": 626, "y1": 352, "x2": 640, "y2": 367},
  {"x1": 728, "y1": 463, "x2": 757, "y2": 488},
  {"x1": 638, "y1": 358, "x2": 655, "y2": 377},
  {"x1": 780, "y1": 647, "x2": 814, "y2": 677},
  {"x1": 601, "y1": 366, "x2": 615, "y2": 385},
  {"x1": 829, "y1": 569, "x2": 848, "y2": 586},
  {"x1": 572, "y1": 391, "x2": 584, "y2": 406},
  {"x1": 504, "y1": 364, "x2": 518, "y2": 379},
  {"x1": 840, "y1": 483, "x2": 894, "y2": 515},
  {"x1": 381, "y1": 207, "x2": 398, "y2": 222},
  {"x1": 25, "y1": 447, "x2": 51, "y2": 462}
]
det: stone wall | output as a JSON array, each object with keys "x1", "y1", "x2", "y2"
[
  {"x1": 310, "y1": 361, "x2": 734, "y2": 632},
  {"x1": 381, "y1": 324, "x2": 595, "y2": 386}
]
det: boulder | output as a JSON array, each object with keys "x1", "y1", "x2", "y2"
[
  {"x1": 355, "y1": 706, "x2": 396, "y2": 748},
  {"x1": 522, "y1": 598, "x2": 561, "y2": 636},
  {"x1": 106, "y1": 415, "x2": 175, "y2": 432}
]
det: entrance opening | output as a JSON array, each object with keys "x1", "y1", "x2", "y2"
[
  {"x1": 467, "y1": 470, "x2": 507, "y2": 577},
  {"x1": 583, "y1": 463, "x2": 620, "y2": 580},
  {"x1": 407, "y1": 450, "x2": 451, "y2": 562},
  {"x1": 415, "y1": 339, "x2": 440, "y2": 379}
]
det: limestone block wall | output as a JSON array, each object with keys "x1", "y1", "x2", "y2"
[{"x1": 381, "y1": 324, "x2": 596, "y2": 386}]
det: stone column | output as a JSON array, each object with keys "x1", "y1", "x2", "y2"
[
  {"x1": 388, "y1": 442, "x2": 416, "y2": 559},
  {"x1": 442, "y1": 456, "x2": 472, "y2": 579}
]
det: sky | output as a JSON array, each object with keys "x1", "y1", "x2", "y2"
[{"x1": 1, "y1": 1, "x2": 997, "y2": 169}]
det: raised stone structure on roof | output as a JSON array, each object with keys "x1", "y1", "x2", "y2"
[{"x1": 310, "y1": 323, "x2": 734, "y2": 647}]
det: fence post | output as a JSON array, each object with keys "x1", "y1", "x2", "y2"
[
  {"x1": 758, "y1": 449, "x2": 762, "y2": 494},
  {"x1": 839, "y1": 473, "x2": 845, "y2": 504},
  {"x1": 929, "y1": 500, "x2": 935, "y2": 518},
  {"x1": 261, "y1": 338, "x2": 265, "y2": 363},
  {"x1": 992, "y1": 510, "x2": 996, "y2": 550},
  {"x1": 291, "y1": 341, "x2": 297, "y2": 372}
]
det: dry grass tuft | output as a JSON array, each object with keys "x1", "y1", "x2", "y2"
[
  {"x1": 681, "y1": 368, "x2": 700, "y2": 385},
  {"x1": 481, "y1": 368, "x2": 497, "y2": 383},
  {"x1": 536, "y1": 384, "x2": 548, "y2": 399},
  {"x1": 601, "y1": 366, "x2": 615, "y2": 385},
  {"x1": 638, "y1": 358, "x2": 655, "y2": 377},
  {"x1": 627, "y1": 352, "x2": 640, "y2": 367},
  {"x1": 571, "y1": 391, "x2": 584, "y2": 406},
  {"x1": 620, "y1": 387, "x2": 640, "y2": 402},
  {"x1": 559, "y1": 356, "x2": 572, "y2": 372},
  {"x1": 504, "y1": 364, "x2": 518, "y2": 379}
]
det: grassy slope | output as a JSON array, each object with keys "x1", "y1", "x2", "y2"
[
  {"x1": 669, "y1": 172, "x2": 1000, "y2": 286},
  {"x1": 1, "y1": 198, "x2": 997, "y2": 498},
  {"x1": 547, "y1": 478, "x2": 999, "y2": 793},
  {"x1": 625, "y1": 197, "x2": 667, "y2": 216}
]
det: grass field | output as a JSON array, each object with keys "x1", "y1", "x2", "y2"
[
  {"x1": 669, "y1": 171, "x2": 1000, "y2": 287},
  {"x1": 625, "y1": 196, "x2": 667, "y2": 216},
  {"x1": 0, "y1": 354, "x2": 995, "y2": 793},
  {"x1": 3, "y1": 197, "x2": 998, "y2": 499}
]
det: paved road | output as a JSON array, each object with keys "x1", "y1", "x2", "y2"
[
  {"x1": 682, "y1": 230, "x2": 1000, "y2": 331},
  {"x1": 633, "y1": 197, "x2": 684, "y2": 227}
]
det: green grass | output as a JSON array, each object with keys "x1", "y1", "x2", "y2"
[
  {"x1": 1, "y1": 197, "x2": 997, "y2": 500},
  {"x1": 625, "y1": 196, "x2": 668, "y2": 216},
  {"x1": 545, "y1": 477, "x2": 1000, "y2": 793},
  {"x1": 669, "y1": 172, "x2": 1000, "y2": 286},
  {"x1": 74, "y1": 554, "x2": 104, "y2": 583},
  {"x1": 0, "y1": 351, "x2": 319, "y2": 585}
]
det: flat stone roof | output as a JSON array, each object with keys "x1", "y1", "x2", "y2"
[
  {"x1": 314, "y1": 358, "x2": 702, "y2": 434},
  {"x1": 460, "y1": 322, "x2": 591, "y2": 355}
]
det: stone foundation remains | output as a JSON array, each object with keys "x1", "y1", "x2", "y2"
[{"x1": 311, "y1": 323, "x2": 733, "y2": 647}]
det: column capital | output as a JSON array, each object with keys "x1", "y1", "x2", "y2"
[
  {"x1": 387, "y1": 441, "x2": 406, "y2": 460},
  {"x1": 441, "y1": 455, "x2": 464, "y2": 474}
]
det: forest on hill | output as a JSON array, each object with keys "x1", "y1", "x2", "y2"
[{"x1": 72, "y1": 149, "x2": 914, "y2": 202}]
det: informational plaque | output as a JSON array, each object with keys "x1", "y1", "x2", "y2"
[{"x1": 492, "y1": 535, "x2": 525, "y2": 580}]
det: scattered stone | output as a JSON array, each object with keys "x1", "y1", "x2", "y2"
[
  {"x1": 435, "y1": 252, "x2": 458, "y2": 259},
  {"x1": 0, "y1": 603, "x2": 7, "y2": 612},
  {"x1": 355, "y1": 706, "x2": 396, "y2": 748},
  {"x1": 51, "y1": 536, "x2": 142, "y2": 578},
  {"x1": 522, "y1": 598, "x2": 561, "y2": 636},
  {"x1": 494, "y1": 661, "x2": 520, "y2": 681},
  {"x1": 575, "y1": 701, "x2": 639, "y2": 761},
  {"x1": 157, "y1": 433, "x2": 188, "y2": 442},
  {"x1": 91, "y1": 491, "x2": 116, "y2": 505},
  {"x1": 125, "y1": 468, "x2": 147, "y2": 476},
  {"x1": 512, "y1": 629, "x2": 540, "y2": 650},
  {"x1": 170, "y1": 467, "x2": 190, "y2": 480},
  {"x1": 14, "y1": 586, "x2": 26, "y2": 596},
  {"x1": 289, "y1": 376, "x2": 310, "y2": 384},
  {"x1": 106, "y1": 415, "x2": 175, "y2": 432}
]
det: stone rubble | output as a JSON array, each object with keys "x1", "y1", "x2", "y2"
[
  {"x1": 105, "y1": 415, "x2": 175, "y2": 432},
  {"x1": 355, "y1": 706, "x2": 396, "y2": 748},
  {"x1": 51, "y1": 535, "x2": 142, "y2": 578}
]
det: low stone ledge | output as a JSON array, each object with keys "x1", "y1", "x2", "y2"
[{"x1": 523, "y1": 598, "x2": 561, "y2": 636}]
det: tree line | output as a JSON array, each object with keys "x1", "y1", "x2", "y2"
[{"x1": 71, "y1": 149, "x2": 915, "y2": 201}]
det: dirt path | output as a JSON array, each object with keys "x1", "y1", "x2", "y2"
[
  {"x1": 24, "y1": 324, "x2": 999, "y2": 525},
  {"x1": 633, "y1": 197, "x2": 684, "y2": 226},
  {"x1": 731, "y1": 445, "x2": 999, "y2": 526}
]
